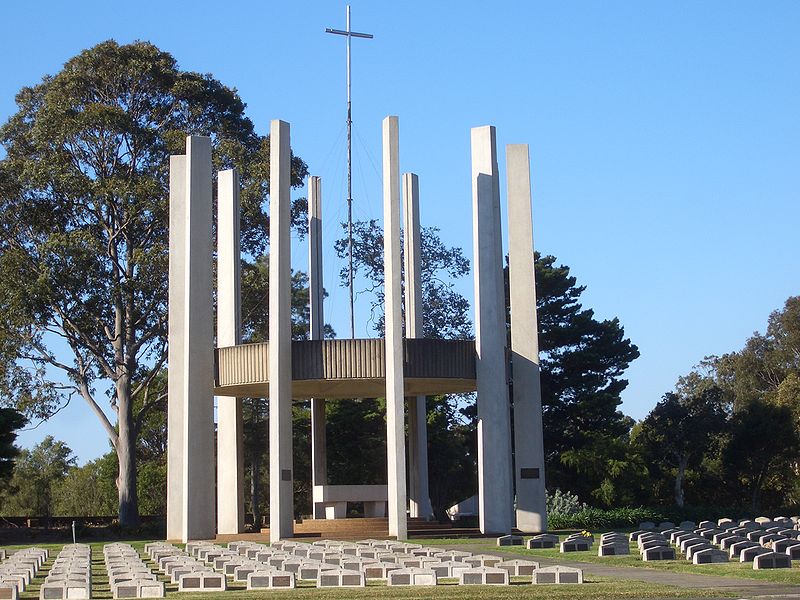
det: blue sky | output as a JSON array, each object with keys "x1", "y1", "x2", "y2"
[{"x1": 2, "y1": 1, "x2": 798, "y2": 463}]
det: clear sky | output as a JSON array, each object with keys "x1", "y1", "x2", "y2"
[{"x1": 2, "y1": 1, "x2": 798, "y2": 463}]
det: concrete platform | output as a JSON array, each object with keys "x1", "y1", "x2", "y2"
[{"x1": 215, "y1": 338, "x2": 476, "y2": 399}]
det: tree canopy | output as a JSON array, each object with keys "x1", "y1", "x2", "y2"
[
  {"x1": 0, "y1": 407, "x2": 26, "y2": 483},
  {"x1": 0, "y1": 40, "x2": 308, "y2": 526},
  {"x1": 525, "y1": 253, "x2": 640, "y2": 501},
  {"x1": 1, "y1": 436, "x2": 75, "y2": 518}
]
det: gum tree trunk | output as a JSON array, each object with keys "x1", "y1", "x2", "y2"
[{"x1": 117, "y1": 378, "x2": 140, "y2": 527}]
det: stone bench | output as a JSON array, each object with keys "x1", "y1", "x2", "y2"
[{"x1": 532, "y1": 565, "x2": 583, "y2": 584}]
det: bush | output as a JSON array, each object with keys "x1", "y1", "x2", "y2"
[
  {"x1": 548, "y1": 506, "x2": 664, "y2": 530},
  {"x1": 546, "y1": 489, "x2": 588, "y2": 516}
]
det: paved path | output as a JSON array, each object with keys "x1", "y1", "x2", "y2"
[{"x1": 448, "y1": 541, "x2": 800, "y2": 599}]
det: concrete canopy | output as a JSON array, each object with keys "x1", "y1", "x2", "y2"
[{"x1": 214, "y1": 338, "x2": 476, "y2": 399}]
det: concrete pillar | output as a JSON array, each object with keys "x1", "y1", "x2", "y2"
[
  {"x1": 383, "y1": 116, "x2": 408, "y2": 539},
  {"x1": 216, "y1": 168, "x2": 245, "y2": 535},
  {"x1": 507, "y1": 145, "x2": 547, "y2": 533},
  {"x1": 402, "y1": 172, "x2": 433, "y2": 520},
  {"x1": 181, "y1": 136, "x2": 216, "y2": 542},
  {"x1": 269, "y1": 120, "x2": 294, "y2": 541},
  {"x1": 308, "y1": 176, "x2": 327, "y2": 513},
  {"x1": 166, "y1": 155, "x2": 186, "y2": 542},
  {"x1": 471, "y1": 125, "x2": 513, "y2": 535}
]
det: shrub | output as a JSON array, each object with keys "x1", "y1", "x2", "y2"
[
  {"x1": 546, "y1": 489, "x2": 588, "y2": 516},
  {"x1": 548, "y1": 506, "x2": 664, "y2": 530}
]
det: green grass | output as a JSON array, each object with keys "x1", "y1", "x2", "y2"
[
  {"x1": 422, "y1": 536, "x2": 800, "y2": 585},
  {"x1": 0, "y1": 537, "x2": 785, "y2": 599},
  {"x1": 171, "y1": 578, "x2": 736, "y2": 600}
]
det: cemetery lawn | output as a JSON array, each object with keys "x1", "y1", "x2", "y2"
[
  {"x1": 3, "y1": 540, "x2": 736, "y2": 599},
  {"x1": 411, "y1": 537, "x2": 800, "y2": 585}
]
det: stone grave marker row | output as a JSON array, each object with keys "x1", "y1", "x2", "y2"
[
  {"x1": 39, "y1": 544, "x2": 91, "y2": 600},
  {"x1": 104, "y1": 542, "x2": 164, "y2": 598},
  {"x1": 0, "y1": 546, "x2": 48, "y2": 599}
]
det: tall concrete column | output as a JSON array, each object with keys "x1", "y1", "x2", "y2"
[
  {"x1": 402, "y1": 172, "x2": 433, "y2": 520},
  {"x1": 471, "y1": 126, "x2": 513, "y2": 535},
  {"x1": 216, "y1": 168, "x2": 245, "y2": 535},
  {"x1": 383, "y1": 116, "x2": 408, "y2": 539},
  {"x1": 507, "y1": 145, "x2": 547, "y2": 532},
  {"x1": 308, "y1": 176, "x2": 327, "y2": 511},
  {"x1": 181, "y1": 136, "x2": 216, "y2": 542},
  {"x1": 269, "y1": 120, "x2": 294, "y2": 541},
  {"x1": 166, "y1": 155, "x2": 186, "y2": 542}
]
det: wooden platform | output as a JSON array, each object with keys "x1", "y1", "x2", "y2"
[{"x1": 215, "y1": 517, "x2": 493, "y2": 543}]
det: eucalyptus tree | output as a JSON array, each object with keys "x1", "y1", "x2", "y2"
[{"x1": 0, "y1": 40, "x2": 308, "y2": 526}]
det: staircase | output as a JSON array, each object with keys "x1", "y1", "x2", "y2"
[{"x1": 215, "y1": 517, "x2": 501, "y2": 543}]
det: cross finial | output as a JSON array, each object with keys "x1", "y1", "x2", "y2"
[{"x1": 325, "y1": 5, "x2": 374, "y2": 339}]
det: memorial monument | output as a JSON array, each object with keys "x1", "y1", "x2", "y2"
[{"x1": 165, "y1": 116, "x2": 547, "y2": 542}]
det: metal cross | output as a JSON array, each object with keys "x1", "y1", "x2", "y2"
[{"x1": 326, "y1": 5, "x2": 373, "y2": 340}]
